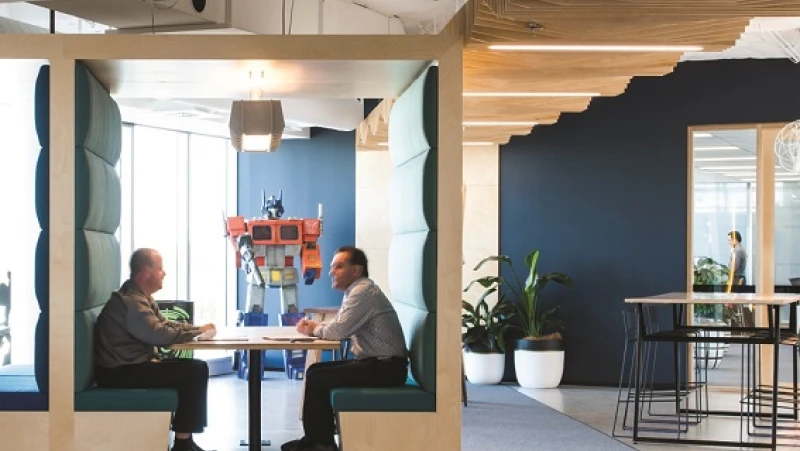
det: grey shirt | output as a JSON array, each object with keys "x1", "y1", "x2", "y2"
[
  {"x1": 95, "y1": 280, "x2": 201, "y2": 369},
  {"x1": 312, "y1": 277, "x2": 407, "y2": 360},
  {"x1": 730, "y1": 244, "x2": 747, "y2": 277}
]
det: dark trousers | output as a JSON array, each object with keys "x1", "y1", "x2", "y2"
[
  {"x1": 303, "y1": 357, "x2": 408, "y2": 445},
  {"x1": 95, "y1": 359, "x2": 210, "y2": 433}
]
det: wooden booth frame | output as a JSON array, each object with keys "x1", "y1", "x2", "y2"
[{"x1": 0, "y1": 18, "x2": 465, "y2": 451}]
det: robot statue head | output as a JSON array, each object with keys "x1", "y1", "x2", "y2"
[{"x1": 261, "y1": 189, "x2": 285, "y2": 219}]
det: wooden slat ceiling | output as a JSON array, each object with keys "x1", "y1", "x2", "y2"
[{"x1": 358, "y1": 0, "x2": 800, "y2": 150}]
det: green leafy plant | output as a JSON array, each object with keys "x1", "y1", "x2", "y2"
[
  {"x1": 693, "y1": 257, "x2": 729, "y2": 285},
  {"x1": 693, "y1": 257, "x2": 730, "y2": 319},
  {"x1": 466, "y1": 249, "x2": 573, "y2": 340},
  {"x1": 159, "y1": 306, "x2": 193, "y2": 359},
  {"x1": 461, "y1": 293, "x2": 516, "y2": 353}
]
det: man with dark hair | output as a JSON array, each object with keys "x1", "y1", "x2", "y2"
[
  {"x1": 95, "y1": 248, "x2": 217, "y2": 451},
  {"x1": 281, "y1": 246, "x2": 408, "y2": 451},
  {"x1": 727, "y1": 230, "x2": 748, "y2": 285}
]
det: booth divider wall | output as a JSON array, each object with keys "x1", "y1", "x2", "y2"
[
  {"x1": 331, "y1": 66, "x2": 438, "y2": 425},
  {"x1": 34, "y1": 62, "x2": 179, "y2": 413}
]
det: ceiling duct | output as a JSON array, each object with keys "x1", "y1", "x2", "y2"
[
  {"x1": 25, "y1": 0, "x2": 406, "y2": 35},
  {"x1": 229, "y1": 100, "x2": 285, "y2": 152}
]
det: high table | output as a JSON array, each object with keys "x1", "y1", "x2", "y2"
[
  {"x1": 624, "y1": 292, "x2": 800, "y2": 450},
  {"x1": 172, "y1": 326, "x2": 341, "y2": 451}
]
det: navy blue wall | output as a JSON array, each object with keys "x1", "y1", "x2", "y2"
[
  {"x1": 237, "y1": 128, "x2": 355, "y2": 368},
  {"x1": 500, "y1": 59, "x2": 800, "y2": 386}
]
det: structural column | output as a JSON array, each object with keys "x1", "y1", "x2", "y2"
[{"x1": 49, "y1": 57, "x2": 76, "y2": 451}]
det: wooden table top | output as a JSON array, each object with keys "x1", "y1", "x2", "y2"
[
  {"x1": 171, "y1": 326, "x2": 342, "y2": 351},
  {"x1": 625, "y1": 292, "x2": 800, "y2": 305},
  {"x1": 303, "y1": 306, "x2": 340, "y2": 314}
]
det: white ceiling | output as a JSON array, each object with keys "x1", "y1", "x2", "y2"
[
  {"x1": 3, "y1": 2, "x2": 800, "y2": 138},
  {"x1": 693, "y1": 129, "x2": 800, "y2": 184},
  {"x1": 347, "y1": 0, "x2": 467, "y2": 33},
  {"x1": 682, "y1": 17, "x2": 800, "y2": 62}
]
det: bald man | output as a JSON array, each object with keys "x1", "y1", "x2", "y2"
[{"x1": 95, "y1": 248, "x2": 216, "y2": 451}]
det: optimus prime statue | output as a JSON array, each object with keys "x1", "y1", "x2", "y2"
[{"x1": 225, "y1": 190, "x2": 323, "y2": 314}]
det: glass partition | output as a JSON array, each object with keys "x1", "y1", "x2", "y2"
[
  {"x1": 691, "y1": 128, "x2": 758, "y2": 384},
  {"x1": 691, "y1": 124, "x2": 800, "y2": 386}
]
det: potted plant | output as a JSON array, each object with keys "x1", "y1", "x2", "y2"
[
  {"x1": 467, "y1": 249, "x2": 572, "y2": 388},
  {"x1": 692, "y1": 257, "x2": 732, "y2": 369},
  {"x1": 461, "y1": 289, "x2": 516, "y2": 385}
]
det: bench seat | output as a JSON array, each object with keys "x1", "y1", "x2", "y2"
[
  {"x1": 331, "y1": 385, "x2": 435, "y2": 412},
  {"x1": 75, "y1": 387, "x2": 178, "y2": 412},
  {"x1": 0, "y1": 364, "x2": 47, "y2": 411}
]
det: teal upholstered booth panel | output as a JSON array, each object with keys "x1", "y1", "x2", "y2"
[
  {"x1": 389, "y1": 154, "x2": 437, "y2": 233},
  {"x1": 331, "y1": 66, "x2": 438, "y2": 416},
  {"x1": 75, "y1": 231, "x2": 121, "y2": 312},
  {"x1": 395, "y1": 303, "x2": 436, "y2": 393},
  {"x1": 330, "y1": 386, "x2": 435, "y2": 412},
  {"x1": 75, "y1": 388, "x2": 178, "y2": 412},
  {"x1": 76, "y1": 151, "x2": 122, "y2": 232},
  {"x1": 73, "y1": 60, "x2": 123, "y2": 394},
  {"x1": 387, "y1": 65, "x2": 438, "y2": 167},
  {"x1": 388, "y1": 232, "x2": 437, "y2": 313},
  {"x1": 33, "y1": 65, "x2": 50, "y2": 394}
]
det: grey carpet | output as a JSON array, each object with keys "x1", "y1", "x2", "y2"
[{"x1": 462, "y1": 384, "x2": 635, "y2": 451}]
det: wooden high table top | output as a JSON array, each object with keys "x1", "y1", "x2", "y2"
[
  {"x1": 625, "y1": 292, "x2": 800, "y2": 306},
  {"x1": 171, "y1": 326, "x2": 341, "y2": 351}
]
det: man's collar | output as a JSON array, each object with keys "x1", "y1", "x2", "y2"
[
  {"x1": 123, "y1": 279, "x2": 153, "y2": 300},
  {"x1": 344, "y1": 277, "x2": 367, "y2": 295}
]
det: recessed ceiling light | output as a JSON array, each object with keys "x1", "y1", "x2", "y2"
[
  {"x1": 463, "y1": 121, "x2": 537, "y2": 127},
  {"x1": 694, "y1": 146, "x2": 740, "y2": 151},
  {"x1": 488, "y1": 44, "x2": 704, "y2": 52},
  {"x1": 378, "y1": 141, "x2": 496, "y2": 146},
  {"x1": 694, "y1": 133, "x2": 714, "y2": 138},
  {"x1": 694, "y1": 157, "x2": 756, "y2": 162},
  {"x1": 463, "y1": 92, "x2": 601, "y2": 98}
]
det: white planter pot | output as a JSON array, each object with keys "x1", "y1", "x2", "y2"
[
  {"x1": 695, "y1": 329, "x2": 730, "y2": 370},
  {"x1": 463, "y1": 350, "x2": 505, "y2": 385},
  {"x1": 514, "y1": 348, "x2": 564, "y2": 389}
]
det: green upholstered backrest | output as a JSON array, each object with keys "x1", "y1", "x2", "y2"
[
  {"x1": 387, "y1": 65, "x2": 438, "y2": 393},
  {"x1": 33, "y1": 65, "x2": 50, "y2": 393},
  {"x1": 73, "y1": 63, "x2": 122, "y2": 393},
  {"x1": 34, "y1": 63, "x2": 122, "y2": 393}
]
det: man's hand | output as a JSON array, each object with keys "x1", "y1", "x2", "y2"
[
  {"x1": 199, "y1": 323, "x2": 216, "y2": 333},
  {"x1": 296, "y1": 319, "x2": 318, "y2": 336}
]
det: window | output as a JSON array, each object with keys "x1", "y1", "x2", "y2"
[
  {"x1": 0, "y1": 60, "x2": 44, "y2": 365},
  {"x1": 119, "y1": 124, "x2": 237, "y2": 329}
]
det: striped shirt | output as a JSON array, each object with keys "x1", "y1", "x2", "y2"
[{"x1": 312, "y1": 277, "x2": 407, "y2": 360}]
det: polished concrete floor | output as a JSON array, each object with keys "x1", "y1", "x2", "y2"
[
  {"x1": 194, "y1": 368, "x2": 800, "y2": 450},
  {"x1": 198, "y1": 371, "x2": 306, "y2": 451},
  {"x1": 520, "y1": 384, "x2": 800, "y2": 450}
]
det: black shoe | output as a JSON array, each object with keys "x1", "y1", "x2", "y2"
[
  {"x1": 281, "y1": 437, "x2": 310, "y2": 451},
  {"x1": 171, "y1": 437, "x2": 215, "y2": 451},
  {"x1": 171, "y1": 438, "x2": 193, "y2": 451}
]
